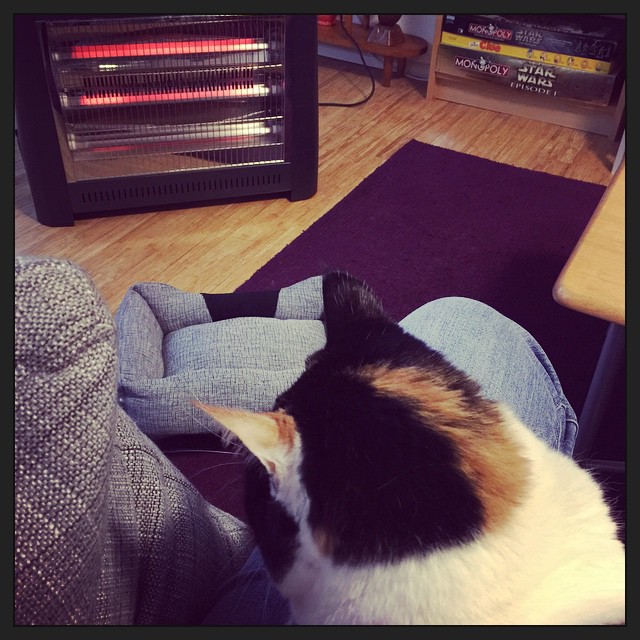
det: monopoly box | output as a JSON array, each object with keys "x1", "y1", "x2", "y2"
[
  {"x1": 436, "y1": 43, "x2": 622, "y2": 106},
  {"x1": 440, "y1": 30, "x2": 614, "y2": 75},
  {"x1": 442, "y1": 14, "x2": 625, "y2": 63}
]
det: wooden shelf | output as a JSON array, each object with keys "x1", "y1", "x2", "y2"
[
  {"x1": 426, "y1": 15, "x2": 625, "y2": 139},
  {"x1": 317, "y1": 17, "x2": 428, "y2": 87}
]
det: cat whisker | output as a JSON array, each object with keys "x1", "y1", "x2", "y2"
[
  {"x1": 188, "y1": 460, "x2": 245, "y2": 480},
  {"x1": 185, "y1": 386, "x2": 244, "y2": 450},
  {"x1": 164, "y1": 448, "x2": 242, "y2": 456}
]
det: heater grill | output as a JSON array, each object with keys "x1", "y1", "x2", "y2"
[{"x1": 44, "y1": 15, "x2": 287, "y2": 179}]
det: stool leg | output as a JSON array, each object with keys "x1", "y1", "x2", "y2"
[
  {"x1": 574, "y1": 322, "x2": 625, "y2": 462},
  {"x1": 382, "y1": 56, "x2": 393, "y2": 87},
  {"x1": 397, "y1": 58, "x2": 407, "y2": 78}
]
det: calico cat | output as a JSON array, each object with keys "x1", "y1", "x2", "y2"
[{"x1": 196, "y1": 271, "x2": 625, "y2": 625}]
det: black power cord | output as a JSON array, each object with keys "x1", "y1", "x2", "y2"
[{"x1": 318, "y1": 15, "x2": 377, "y2": 107}]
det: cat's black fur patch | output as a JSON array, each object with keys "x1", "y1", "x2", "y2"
[
  {"x1": 244, "y1": 458, "x2": 300, "y2": 582},
  {"x1": 269, "y1": 271, "x2": 486, "y2": 566},
  {"x1": 276, "y1": 361, "x2": 484, "y2": 565}
]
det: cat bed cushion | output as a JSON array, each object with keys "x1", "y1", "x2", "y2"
[{"x1": 115, "y1": 277, "x2": 327, "y2": 440}]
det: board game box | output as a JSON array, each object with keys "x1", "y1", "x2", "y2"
[
  {"x1": 440, "y1": 30, "x2": 614, "y2": 74},
  {"x1": 436, "y1": 43, "x2": 622, "y2": 106},
  {"x1": 442, "y1": 14, "x2": 625, "y2": 62}
]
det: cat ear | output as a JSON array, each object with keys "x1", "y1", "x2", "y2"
[
  {"x1": 322, "y1": 270, "x2": 388, "y2": 337},
  {"x1": 192, "y1": 401, "x2": 296, "y2": 475}
]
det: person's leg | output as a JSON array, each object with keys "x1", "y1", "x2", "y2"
[
  {"x1": 201, "y1": 546, "x2": 291, "y2": 625},
  {"x1": 399, "y1": 296, "x2": 578, "y2": 456}
]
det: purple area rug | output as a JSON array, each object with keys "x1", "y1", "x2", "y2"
[{"x1": 238, "y1": 140, "x2": 611, "y2": 420}]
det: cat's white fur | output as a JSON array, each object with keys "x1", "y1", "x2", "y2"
[{"x1": 271, "y1": 404, "x2": 625, "y2": 625}]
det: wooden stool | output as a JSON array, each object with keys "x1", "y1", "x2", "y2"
[{"x1": 317, "y1": 17, "x2": 428, "y2": 87}]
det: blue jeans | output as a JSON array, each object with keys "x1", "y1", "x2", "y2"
[{"x1": 202, "y1": 297, "x2": 579, "y2": 625}]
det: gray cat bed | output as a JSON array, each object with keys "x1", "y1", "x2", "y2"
[{"x1": 114, "y1": 277, "x2": 327, "y2": 440}]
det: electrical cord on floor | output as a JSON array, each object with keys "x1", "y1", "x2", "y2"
[{"x1": 318, "y1": 15, "x2": 376, "y2": 107}]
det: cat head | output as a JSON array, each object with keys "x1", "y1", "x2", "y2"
[{"x1": 196, "y1": 271, "x2": 528, "y2": 575}]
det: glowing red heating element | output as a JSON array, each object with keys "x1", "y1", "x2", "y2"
[
  {"x1": 78, "y1": 86, "x2": 269, "y2": 106},
  {"x1": 70, "y1": 38, "x2": 266, "y2": 59}
]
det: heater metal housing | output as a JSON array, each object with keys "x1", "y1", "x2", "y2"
[{"x1": 15, "y1": 14, "x2": 318, "y2": 226}]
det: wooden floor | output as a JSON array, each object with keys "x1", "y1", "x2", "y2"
[{"x1": 15, "y1": 56, "x2": 621, "y2": 314}]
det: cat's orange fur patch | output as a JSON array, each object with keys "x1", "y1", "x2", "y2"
[
  {"x1": 359, "y1": 365, "x2": 530, "y2": 532},
  {"x1": 312, "y1": 525, "x2": 335, "y2": 556},
  {"x1": 270, "y1": 409, "x2": 297, "y2": 450}
]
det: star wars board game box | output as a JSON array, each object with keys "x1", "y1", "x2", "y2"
[
  {"x1": 436, "y1": 43, "x2": 622, "y2": 106},
  {"x1": 442, "y1": 14, "x2": 625, "y2": 63}
]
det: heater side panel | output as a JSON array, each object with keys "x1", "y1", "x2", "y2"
[{"x1": 15, "y1": 15, "x2": 74, "y2": 227}]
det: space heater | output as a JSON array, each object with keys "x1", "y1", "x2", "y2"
[{"x1": 14, "y1": 14, "x2": 318, "y2": 226}]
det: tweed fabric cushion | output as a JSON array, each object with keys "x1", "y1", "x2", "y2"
[
  {"x1": 15, "y1": 256, "x2": 253, "y2": 625},
  {"x1": 115, "y1": 277, "x2": 327, "y2": 440}
]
